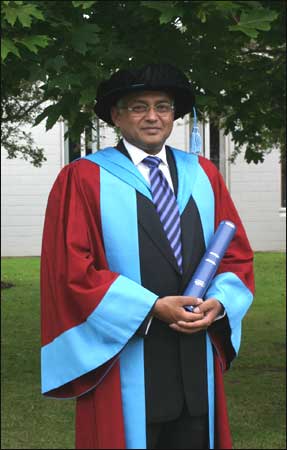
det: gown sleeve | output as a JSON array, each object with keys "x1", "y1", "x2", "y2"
[
  {"x1": 40, "y1": 159, "x2": 158, "y2": 398},
  {"x1": 198, "y1": 157, "x2": 255, "y2": 369}
]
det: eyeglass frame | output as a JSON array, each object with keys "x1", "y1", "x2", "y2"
[{"x1": 116, "y1": 100, "x2": 175, "y2": 116}]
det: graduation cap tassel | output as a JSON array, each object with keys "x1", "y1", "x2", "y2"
[{"x1": 190, "y1": 107, "x2": 202, "y2": 154}]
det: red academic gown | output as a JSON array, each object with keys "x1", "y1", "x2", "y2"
[{"x1": 40, "y1": 145, "x2": 254, "y2": 449}]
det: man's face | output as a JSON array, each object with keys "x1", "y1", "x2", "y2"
[{"x1": 111, "y1": 91, "x2": 174, "y2": 154}]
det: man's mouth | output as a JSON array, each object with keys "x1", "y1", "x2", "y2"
[{"x1": 142, "y1": 128, "x2": 161, "y2": 132}]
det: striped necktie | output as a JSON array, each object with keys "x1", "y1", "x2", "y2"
[{"x1": 143, "y1": 156, "x2": 183, "y2": 273}]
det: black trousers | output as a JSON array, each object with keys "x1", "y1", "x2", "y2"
[{"x1": 147, "y1": 403, "x2": 209, "y2": 449}]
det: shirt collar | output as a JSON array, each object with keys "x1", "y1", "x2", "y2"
[{"x1": 123, "y1": 138, "x2": 168, "y2": 167}]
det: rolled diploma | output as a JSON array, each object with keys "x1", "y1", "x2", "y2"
[{"x1": 184, "y1": 220, "x2": 237, "y2": 312}]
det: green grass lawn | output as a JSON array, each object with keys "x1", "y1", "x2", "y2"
[{"x1": 1, "y1": 253, "x2": 286, "y2": 449}]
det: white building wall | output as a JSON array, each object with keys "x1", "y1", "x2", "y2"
[
  {"x1": 1, "y1": 121, "x2": 63, "y2": 256},
  {"x1": 228, "y1": 142, "x2": 286, "y2": 252},
  {"x1": 167, "y1": 117, "x2": 190, "y2": 151},
  {"x1": 1, "y1": 118, "x2": 285, "y2": 256}
]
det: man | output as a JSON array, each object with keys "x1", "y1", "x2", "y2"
[{"x1": 40, "y1": 63, "x2": 254, "y2": 449}]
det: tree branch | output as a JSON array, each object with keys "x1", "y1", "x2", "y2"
[{"x1": 2, "y1": 98, "x2": 46, "y2": 123}]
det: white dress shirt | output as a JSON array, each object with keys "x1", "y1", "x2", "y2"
[{"x1": 123, "y1": 138, "x2": 174, "y2": 191}]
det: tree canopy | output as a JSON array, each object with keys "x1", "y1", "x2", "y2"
[{"x1": 1, "y1": 0, "x2": 286, "y2": 166}]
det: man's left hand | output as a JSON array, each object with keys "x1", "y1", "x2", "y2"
[{"x1": 169, "y1": 298, "x2": 223, "y2": 334}]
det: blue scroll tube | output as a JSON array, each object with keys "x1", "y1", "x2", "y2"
[{"x1": 184, "y1": 220, "x2": 237, "y2": 312}]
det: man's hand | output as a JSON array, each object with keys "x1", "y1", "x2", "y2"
[
  {"x1": 169, "y1": 298, "x2": 223, "y2": 334},
  {"x1": 152, "y1": 296, "x2": 204, "y2": 325}
]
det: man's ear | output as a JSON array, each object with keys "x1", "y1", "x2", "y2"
[{"x1": 111, "y1": 106, "x2": 120, "y2": 127}]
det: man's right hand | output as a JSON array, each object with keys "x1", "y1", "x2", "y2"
[{"x1": 152, "y1": 296, "x2": 204, "y2": 325}]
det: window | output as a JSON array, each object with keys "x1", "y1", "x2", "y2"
[
  {"x1": 64, "y1": 119, "x2": 101, "y2": 164},
  {"x1": 196, "y1": 118, "x2": 228, "y2": 186},
  {"x1": 209, "y1": 122, "x2": 220, "y2": 170},
  {"x1": 281, "y1": 154, "x2": 286, "y2": 208},
  {"x1": 68, "y1": 138, "x2": 81, "y2": 162}
]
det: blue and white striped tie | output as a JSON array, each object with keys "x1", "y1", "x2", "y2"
[{"x1": 143, "y1": 156, "x2": 183, "y2": 273}]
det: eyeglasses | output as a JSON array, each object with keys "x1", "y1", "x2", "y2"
[{"x1": 119, "y1": 102, "x2": 174, "y2": 116}]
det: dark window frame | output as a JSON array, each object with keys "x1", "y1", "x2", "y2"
[{"x1": 281, "y1": 154, "x2": 286, "y2": 208}]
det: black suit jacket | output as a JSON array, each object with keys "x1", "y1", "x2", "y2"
[{"x1": 116, "y1": 141, "x2": 208, "y2": 423}]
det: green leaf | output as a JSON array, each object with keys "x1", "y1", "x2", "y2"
[
  {"x1": 1, "y1": 38, "x2": 20, "y2": 61},
  {"x1": 196, "y1": 95, "x2": 217, "y2": 108},
  {"x1": 34, "y1": 103, "x2": 62, "y2": 130},
  {"x1": 213, "y1": 1, "x2": 241, "y2": 12},
  {"x1": 46, "y1": 107, "x2": 62, "y2": 131},
  {"x1": 229, "y1": 8, "x2": 278, "y2": 38},
  {"x1": 245, "y1": 146, "x2": 264, "y2": 163},
  {"x1": 142, "y1": 1, "x2": 168, "y2": 13},
  {"x1": 196, "y1": 9, "x2": 207, "y2": 23},
  {"x1": 33, "y1": 108, "x2": 49, "y2": 127},
  {"x1": 17, "y1": 35, "x2": 50, "y2": 53},
  {"x1": 70, "y1": 24, "x2": 100, "y2": 55},
  {"x1": 48, "y1": 74, "x2": 82, "y2": 90},
  {"x1": 4, "y1": 5, "x2": 19, "y2": 26},
  {"x1": 159, "y1": 9, "x2": 177, "y2": 25},
  {"x1": 3, "y1": 3, "x2": 45, "y2": 28},
  {"x1": 141, "y1": 1, "x2": 181, "y2": 24},
  {"x1": 79, "y1": 87, "x2": 98, "y2": 105},
  {"x1": 19, "y1": 4, "x2": 44, "y2": 27},
  {"x1": 229, "y1": 24, "x2": 259, "y2": 38},
  {"x1": 44, "y1": 55, "x2": 67, "y2": 72},
  {"x1": 72, "y1": 1, "x2": 96, "y2": 9}
]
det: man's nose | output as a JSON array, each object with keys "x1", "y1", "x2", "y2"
[{"x1": 145, "y1": 106, "x2": 159, "y2": 120}]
